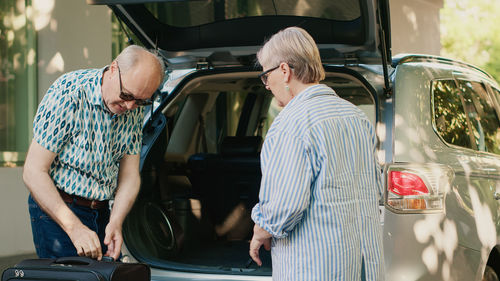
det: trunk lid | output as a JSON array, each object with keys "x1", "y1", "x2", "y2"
[{"x1": 87, "y1": 0, "x2": 391, "y2": 68}]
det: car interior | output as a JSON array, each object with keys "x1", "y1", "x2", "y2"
[{"x1": 122, "y1": 71, "x2": 377, "y2": 273}]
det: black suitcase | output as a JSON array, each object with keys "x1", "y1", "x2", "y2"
[{"x1": 1, "y1": 256, "x2": 150, "y2": 281}]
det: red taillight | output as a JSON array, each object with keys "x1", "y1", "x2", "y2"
[
  {"x1": 388, "y1": 171, "x2": 429, "y2": 196},
  {"x1": 386, "y1": 164, "x2": 450, "y2": 212}
]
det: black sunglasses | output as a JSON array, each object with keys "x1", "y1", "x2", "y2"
[
  {"x1": 117, "y1": 64, "x2": 153, "y2": 106},
  {"x1": 258, "y1": 64, "x2": 293, "y2": 85}
]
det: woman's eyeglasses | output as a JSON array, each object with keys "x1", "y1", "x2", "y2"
[
  {"x1": 258, "y1": 64, "x2": 293, "y2": 85},
  {"x1": 258, "y1": 66, "x2": 279, "y2": 85},
  {"x1": 117, "y1": 64, "x2": 153, "y2": 106}
]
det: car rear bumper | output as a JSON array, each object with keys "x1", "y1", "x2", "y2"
[{"x1": 383, "y1": 209, "x2": 482, "y2": 281}]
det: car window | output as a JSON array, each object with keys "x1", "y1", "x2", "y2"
[
  {"x1": 260, "y1": 98, "x2": 282, "y2": 137},
  {"x1": 145, "y1": 0, "x2": 361, "y2": 27},
  {"x1": 491, "y1": 88, "x2": 500, "y2": 115},
  {"x1": 203, "y1": 92, "x2": 249, "y2": 153},
  {"x1": 433, "y1": 79, "x2": 500, "y2": 154},
  {"x1": 460, "y1": 81, "x2": 500, "y2": 154},
  {"x1": 432, "y1": 80, "x2": 474, "y2": 149}
]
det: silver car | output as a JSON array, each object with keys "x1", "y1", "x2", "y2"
[{"x1": 88, "y1": 0, "x2": 500, "y2": 280}]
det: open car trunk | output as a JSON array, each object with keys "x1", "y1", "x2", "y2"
[{"x1": 121, "y1": 67, "x2": 379, "y2": 275}]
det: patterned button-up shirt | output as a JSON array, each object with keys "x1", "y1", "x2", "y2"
[
  {"x1": 251, "y1": 84, "x2": 384, "y2": 280},
  {"x1": 33, "y1": 67, "x2": 144, "y2": 200}
]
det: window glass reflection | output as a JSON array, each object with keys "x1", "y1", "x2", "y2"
[
  {"x1": 433, "y1": 80, "x2": 472, "y2": 149},
  {"x1": 433, "y1": 79, "x2": 500, "y2": 155}
]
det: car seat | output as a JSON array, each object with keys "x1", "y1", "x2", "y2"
[{"x1": 187, "y1": 136, "x2": 262, "y2": 227}]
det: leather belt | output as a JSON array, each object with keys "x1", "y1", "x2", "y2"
[{"x1": 58, "y1": 189, "x2": 109, "y2": 210}]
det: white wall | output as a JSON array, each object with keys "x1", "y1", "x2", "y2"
[
  {"x1": 37, "y1": 0, "x2": 112, "y2": 100},
  {"x1": 390, "y1": 0, "x2": 444, "y2": 55},
  {"x1": 0, "y1": 0, "x2": 111, "y2": 258},
  {"x1": 0, "y1": 168, "x2": 34, "y2": 257}
]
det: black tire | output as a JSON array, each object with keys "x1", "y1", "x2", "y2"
[
  {"x1": 141, "y1": 201, "x2": 182, "y2": 258},
  {"x1": 483, "y1": 265, "x2": 500, "y2": 281}
]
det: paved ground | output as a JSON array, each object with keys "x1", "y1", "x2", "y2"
[{"x1": 0, "y1": 253, "x2": 37, "y2": 274}]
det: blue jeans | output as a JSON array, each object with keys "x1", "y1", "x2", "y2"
[{"x1": 28, "y1": 194, "x2": 110, "y2": 258}]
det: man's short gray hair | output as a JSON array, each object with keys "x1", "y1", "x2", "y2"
[{"x1": 115, "y1": 45, "x2": 166, "y2": 84}]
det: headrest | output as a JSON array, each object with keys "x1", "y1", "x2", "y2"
[{"x1": 220, "y1": 136, "x2": 263, "y2": 156}]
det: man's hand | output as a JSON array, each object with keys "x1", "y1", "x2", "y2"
[
  {"x1": 103, "y1": 154, "x2": 141, "y2": 261},
  {"x1": 67, "y1": 223, "x2": 103, "y2": 260},
  {"x1": 249, "y1": 224, "x2": 272, "y2": 266},
  {"x1": 104, "y1": 222, "x2": 123, "y2": 261},
  {"x1": 24, "y1": 141, "x2": 104, "y2": 259}
]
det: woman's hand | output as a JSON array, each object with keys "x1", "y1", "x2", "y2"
[{"x1": 249, "y1": 224, "x2": 272, "y2": 266}]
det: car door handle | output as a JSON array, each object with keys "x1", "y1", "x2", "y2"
[{"x1": 495, "y1": 192, "x2": 500, "y2": 200}]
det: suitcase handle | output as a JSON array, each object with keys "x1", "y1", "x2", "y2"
[
  {"x1": 55, "y1": 256, "x2": 95, "y2": 265},
  {"x1": 101, "y1": 256, "x2": 115, "y2": 262}
]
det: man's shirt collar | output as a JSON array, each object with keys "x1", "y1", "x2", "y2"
[{"x1": 83, "y1": 66, "x2": 108, "y2": 107}]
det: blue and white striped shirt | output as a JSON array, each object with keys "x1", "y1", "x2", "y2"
[{"x1": 251, "y1": 84, "x2": 384, "y2": 281}]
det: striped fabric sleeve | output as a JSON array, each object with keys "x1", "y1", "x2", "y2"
[
  {"x1": 366, "y1": 118, "x2": 384, "y2": 200},
  {"x1": 251, "y1": 130, "x2": 312, "y2": 239},
  {"x1": 374, "y1": 148, "x2": 384, "y2": 201}
]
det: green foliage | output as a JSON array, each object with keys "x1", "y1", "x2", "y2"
[
  {"x1": 441, "y1": 0, "x2": 500, "y2": 83},
  {"x1": 111, "y1": 13, "x2": 143, "y2": 59},
  {"x1": 0, "y1": 0, "x2": 36, "y2": 157}
]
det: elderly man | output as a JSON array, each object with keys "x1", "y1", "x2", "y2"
[{"x1": 23, "y1": 45, "x2": 164, "y2": 261}]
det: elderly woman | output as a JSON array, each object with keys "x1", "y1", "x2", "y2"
[{"x1": 249, "y1": 27, "x2": 384, "y2": 280}]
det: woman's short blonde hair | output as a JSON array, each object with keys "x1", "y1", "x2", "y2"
[{"x1": 257, "y1": 27, "x2": 325, "y2": 84}]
